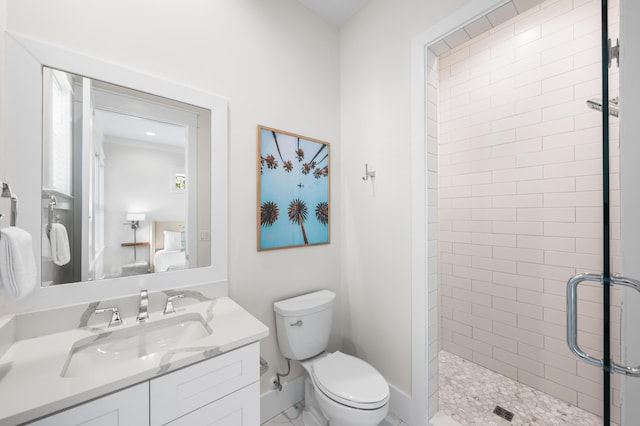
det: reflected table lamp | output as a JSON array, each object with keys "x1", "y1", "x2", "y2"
[{"x1": 125, "y1": 212, "x2": 146, "y2": 261}]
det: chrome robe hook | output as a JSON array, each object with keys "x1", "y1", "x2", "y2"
[{"x1": 362, "y1": 164, "x2": 376, "y2": 181}]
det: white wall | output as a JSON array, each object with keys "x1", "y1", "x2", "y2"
[
  {"x1": 3, "y1": 0, "x2": 341, "y2": 395},
  {"x1": 425, "y1": 50, "x2": 440, "y2": 418},
  {"x1": 0, "y1": 0, "x2": 6, "y2": 184},
  {"x1": 340, "y1": 0, "x2": 471, "y2": 398},
  {"x1": 619, "y1": 0, "x2": 640, "y2": 423}
]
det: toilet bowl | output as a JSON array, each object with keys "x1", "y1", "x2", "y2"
[
  {"x1": 273, "y1": 290, "x2": 389, "y2": 425},
  {"x1": 303, "y1": 351, "x2": 389, "y2": 425}
]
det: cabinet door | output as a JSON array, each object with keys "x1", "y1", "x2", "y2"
[
  {"x1": 166, "y1": 382, "x2": 259, "y2": 426},
  {"x1": 150, "y1": 343, "x2": 258, "y2": 425},
  {"x1": 28, "y1": 382, "x2": 149, "y2": 426}
]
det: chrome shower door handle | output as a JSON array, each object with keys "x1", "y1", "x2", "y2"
[
  {"x1": 566, "y1": 273, "x2": 640, "y2": 377},
  {"x1": 566, "y1": 273, "x2": 604, "y2": 369}
]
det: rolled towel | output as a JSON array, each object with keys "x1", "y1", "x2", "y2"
[
  {"x1": 0, "y1": 227, "x2": 37, "y2": 299},
  {"x1": 49, "y1": 223, "x2": 71, "y2": 266}
]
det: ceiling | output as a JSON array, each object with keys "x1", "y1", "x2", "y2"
[
  {"x1": 297, "y1": 0, "x2": 545, "y2": 43},
  {"x1": 95, "y1": 110, "x2": 186, "y2": 149},
  {"x1": 429, "y1": 0, "x2": 545, "y2": 55},
  {"x1": 297, "y1": 0, "x2": 370, "y2": 26}
]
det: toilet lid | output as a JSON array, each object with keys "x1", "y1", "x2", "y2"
[{"x1": 312, "y1": 351, "x2": 389, "y2": 409}]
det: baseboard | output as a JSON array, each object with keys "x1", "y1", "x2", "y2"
[
  {"x1": 389, "y1": 383, "x2": 411, "y2": 424},
  {"x1": 260, "y1": 375, "x2": 305, "y2": 424},
  {"x1": 260, "y1": 377, "x2": 411, "y2": 425}
]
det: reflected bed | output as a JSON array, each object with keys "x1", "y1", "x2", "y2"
[{"x1": 150, "y1": 221, "x2": 186, "y2": 272}]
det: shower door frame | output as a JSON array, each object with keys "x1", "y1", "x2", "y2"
[{"x1": 409, "y1": 0, "x2": 640, "y2": 424}]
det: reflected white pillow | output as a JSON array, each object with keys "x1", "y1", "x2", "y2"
[{"x1": 164, "y1": 230, "x2": 184, "y2": 251}]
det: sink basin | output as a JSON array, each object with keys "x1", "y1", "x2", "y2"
[{"x1": 60, "y1": 313, "x2": 213, "y2": 378}]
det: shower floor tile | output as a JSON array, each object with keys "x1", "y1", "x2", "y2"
[{"x1": 438, "y1": 350, "x2": 602, "y2": 426}]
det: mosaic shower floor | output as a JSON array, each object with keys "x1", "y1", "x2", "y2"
[{"x1": 438, "y1": 351, "x2": 602, "y2": 426}]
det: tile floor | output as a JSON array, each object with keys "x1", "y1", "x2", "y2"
[
  {"x1": 261, "y1": 404, "x2": 304, "y2": 426},
  {"x1": 260, "y1": 403, "x2": 408, "y2": 426},
  {"x1": 263, "y1": 350, "x2": 603, "y2": 426},
  {"x1": 438, "y1": 350, "x2": 603, "y2": 425}
]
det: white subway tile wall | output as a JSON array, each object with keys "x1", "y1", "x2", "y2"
[
  {"x1": 426, "y1": 49, "x2": 440, "y2": 419},
  {"x1": 435, "y1": 0, "x2": 620, "y2": 421}
]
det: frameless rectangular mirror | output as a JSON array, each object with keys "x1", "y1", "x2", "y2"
[{"x1": 41, "y1": 67, "x2": 211, "y2": 286}]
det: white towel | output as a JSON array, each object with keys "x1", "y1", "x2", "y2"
[
  {"x1": 41, "y1": 224, "x2": 51, "y2": 259},
  {"x1": 0, "y1": 227, "x2": 37, "y2": 299},
  {"x1": 49, "y1": 223, "x2": 71, "y2": 266}
]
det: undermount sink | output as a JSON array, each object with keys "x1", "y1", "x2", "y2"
[{"x1": 60, "y1": 312, "x2": 213, "y2": 378}]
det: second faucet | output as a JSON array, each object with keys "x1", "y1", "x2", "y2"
[{"x1": 137, "y1": 289, "x2": 149, "y2": 322}]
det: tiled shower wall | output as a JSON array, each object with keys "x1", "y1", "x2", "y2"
[
  {"x1": 426, "y1": 50, "x2": 440, "y2": 419},
  {"x1": 436, "y1": 0, "x2": 620, "y2": 420}
]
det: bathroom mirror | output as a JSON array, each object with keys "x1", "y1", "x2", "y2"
[
  {"x1": 3, "y1": 33, "x2": 228, "y2": 311},
  {"x1": 41, "y1": 67, "x2": 211, "y2": 285}
]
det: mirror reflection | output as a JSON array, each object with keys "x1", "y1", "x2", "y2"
[{"x1": 41, "y1": 67, "x2": 211, "y2": 286}]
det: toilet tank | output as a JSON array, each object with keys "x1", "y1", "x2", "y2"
[{"x1": 273, "y1": 290, "x2": 336, "y2": 360}]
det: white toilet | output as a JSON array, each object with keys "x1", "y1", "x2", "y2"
[{"x1": 273, "y1": 290, "x2": 389, "y2": 426}]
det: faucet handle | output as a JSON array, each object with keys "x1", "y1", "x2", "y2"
[
  {"x1": 164, "y1": 293, "x2": 185, "y2": 315},
  {"x1": 94, "y1": 307, "x2": 122, "y2": 327}
]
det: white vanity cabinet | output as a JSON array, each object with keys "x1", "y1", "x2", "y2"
[
  {"x1": 163, "y1": 382, "x2": 259, "y2": 425},
  {"x1": 27, "y1": 343, "x2": 260, "y2": 426},
  {"x1": 27, "y1": 383, "x2": 150, "y2": 426},
  {"x1": 150, "y1": 343, "x2": 259, "y2": 425}
]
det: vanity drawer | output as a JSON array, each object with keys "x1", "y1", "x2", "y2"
[
  {"x1": 165, "y1": 382, "x2": 259, "y2": 426},
  {"x1": 150, "y1": 343, "x2": 259, "y2": 426},
  {"x1": 27, "y1": 382, "x2": 149, "y2": 426}
]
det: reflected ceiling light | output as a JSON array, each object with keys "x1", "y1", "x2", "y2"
[{"x1": 146, "y1": 131, "x2": 156, "y2": 136}]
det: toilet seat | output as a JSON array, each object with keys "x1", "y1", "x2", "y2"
[{"x1": 311, "y1": 351, "x2": 389, "y2": 410}]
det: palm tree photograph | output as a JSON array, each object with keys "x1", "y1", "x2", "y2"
[
  {"x1": 257, "y1": 125, "x2": 330, "y2": 250},
  {"x1": 287, "y1": 198, "x2": 309, "y2": 244}
]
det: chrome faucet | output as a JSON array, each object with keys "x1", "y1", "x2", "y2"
[{"x1": 137, "y1": 289, "x2": 149, "y2": 322}]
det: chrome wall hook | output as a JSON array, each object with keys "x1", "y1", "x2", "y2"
[
  {"x1": 362, "y1": 164, "x2": 376, "y2": 181},
  {"x1": 0, "y1": 181, "x2": 18, "y2": 226},
  {"x1": 46, "y1": 195, "x2": 58, "y2": 238}
]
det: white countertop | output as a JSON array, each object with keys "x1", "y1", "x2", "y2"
[{"x1": 0, "y1": 296, "x2": 269, "y2": 425}]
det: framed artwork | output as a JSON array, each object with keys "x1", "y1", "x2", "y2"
[
  {"x1": 170, "y1": 169, "x2": 186, "y2": 192},
  {"x1": 257, "y1": 125, "x2": 330, "y2": 251}
]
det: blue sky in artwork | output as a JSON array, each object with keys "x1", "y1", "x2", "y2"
[{"x1": 259, "y1": 128, "x2": 329, "y2": 249}]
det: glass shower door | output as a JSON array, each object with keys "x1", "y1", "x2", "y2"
[{"x1": 565, "y1": 1, "x2": 640, "y2": 424}]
